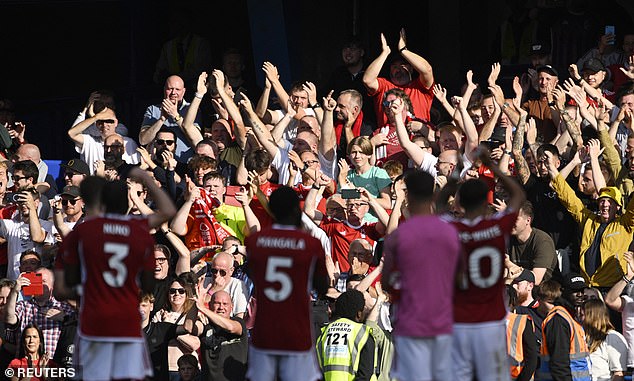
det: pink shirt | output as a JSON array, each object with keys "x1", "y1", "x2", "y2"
[{"x1": 383, "y1": 215, "x2": 460, "y2": 337}]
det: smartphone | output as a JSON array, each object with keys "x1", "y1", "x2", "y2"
[
  {"x1": 341, "y1": 188, "x2": 361, "y2": 199},
  {"x1": 22, "y1": 272, "x2": 43, "y2": 296},
  {"x1": 605, "y1": 25, "x2": 615, "y2": 45}
]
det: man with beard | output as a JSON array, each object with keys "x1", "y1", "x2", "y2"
[
  {"x1": 331, "y1": 89, "x2": 375, "y2": 162},
  {"x1": 140, "y1": 75, "x2": 198, "y2": 163},
  {"x1": 68, "y1": 107, "x2": 140, "y2": 174},
  {"x1": 512, "y1": 270, "x2": 543, "y2": 347},
  {"x1": 508, "y1": 200, "x2": 558, "y2": 285},
  {"x1": 546, "y1": 151, "x2": 634, "y2": 290},
  {"x1": 363, "y1": 29, "x2": 434, "y2": 127},
  {"x1": 102, "y1": 133, "x2": 140, "y2": 177},
  {"x1": 139, "y1": 128, "x2": 188, "y2": 186}
]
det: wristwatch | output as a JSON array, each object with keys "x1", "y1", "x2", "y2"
[
  {"x1": 311, "y1": 103, "x2": 321, "y2": 109},
  {"x1": 174, "y1": 114, "x2": 183, "y2": 122}
]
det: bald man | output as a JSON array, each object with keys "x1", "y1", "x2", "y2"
[
  {"x1": 140, "y1": 75, "x2": 199, "y2": 163},
  {"x1": 101, "y1": 134, "x2": 140, "y2": 175},
  {"x1": 13, "y1": 143, "x2": 58, "y2": 198},
  {"x1": 332, "y1": 239, "x2": 376, "y2": 294},
  {"x1": 203, "y1": 252, "x2": 249, "y2": 319}
]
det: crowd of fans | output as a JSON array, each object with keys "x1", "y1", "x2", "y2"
[{"x1": 1, "y1": 10, "x2": 634, "y2": 381}]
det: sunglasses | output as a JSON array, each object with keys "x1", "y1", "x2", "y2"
[
  {"x1": 97, "y1": 119, "x2": 115, "y2": 124},
  {"x1": 303, "y1": 160, "x2": 319, "y2": 166},
  {"x1": 12, "y1": 175, "x2": 27, "y2": 182},
  {"x1": 64, "y1": 171, "x2": 81, "y2": 178},
  {"x1": 156, "y1": 139, "x2": 175, "y2": 146},
  {"x1": 61, "y1": 199, "x2": 78, "y2": 206},
  {"x1": 382, "y1": 100, "x2": 393, "y2": 108},
  {"x1": 169, "y1": 288, "x2": 186, "y2": 295},
  {"x1": 209, "y1": 268, "x2": 227, "y2": 277}
]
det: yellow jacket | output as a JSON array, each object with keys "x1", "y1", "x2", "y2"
[
  {"x1": 597, "y1": 128, "x2": 633, "y2": 201},
  {"x1": 551, "y1": 174, "x2": 634, "y2": 286}
]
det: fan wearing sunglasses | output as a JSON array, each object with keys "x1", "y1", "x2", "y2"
[
  {"x1": 51, "y1": 185, "x2": 85, "y2": 239},
  {"x1": 139, "y1": 128, "x2": 188, "y2": 185},
  {"x1": 203, "y1": 251, "x2": 248, "y2": 319},
  {"x1": 152, "y1": 276, "x2": 201, "y2": 380}
]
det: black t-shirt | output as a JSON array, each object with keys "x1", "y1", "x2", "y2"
[
  {"x1": 52, "y1": 315, "x2": 77, "y2": 368},
  {"x1": 200, "y1": 317, "x2": 248, "y2": 381},
  {"x1": 524, "y1": 175, "x2": 578, "y2": 251},
  {"x1": 143, "y1": 321, "x2": 178, "y2": 381}
]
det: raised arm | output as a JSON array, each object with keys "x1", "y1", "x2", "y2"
[
  {"x1": 319, "y1": 91, "x2": 337, "y2": 162},
  {"x1": 397, "y1": 28, "x2": 433, "y2": 88},
  {"x1": 262, "y1": 61, "x2": 289, "y2": 114},
  {"x1": 181, "y1": 72, "x2": 206, "y2": 147},
  {"x1": 363, "y1": 33, "x2": 391, "y2": 93},
  {"x1": 511, "y1": 97, "x2": 531, "y2": 185},
  {"x1": 432, "y1": 84, "x2": 455, "y2": 116},
  {"x1": 212, "y1": 70, "x2": 247, "y2": 148},
  {"x1": 454, "y1": 96, "x2": 479, "y2": 160},
  {"x1": 129, "y1": 167, "x2": 176, "y2": 229},
  {"x1": 587, "y1": 139, "x2": 607, "y2": 191},
  {"x1": 170, "y1": 178, "x2": 197, "y2": 236},
  {"x1": 239, "y1": 93, "x2": 280, "y2": 159},
  {"x1": 479, "y1": 148, "x2": 526, "y2": 212},
  {"x1": 606, "y1": 251, "x2": 634, "y2": 312},
  {"x1": 68, "y1": 107, "x2": 115, "y2": 147}
]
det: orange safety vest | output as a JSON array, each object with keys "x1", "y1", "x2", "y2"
[
  {"x1": 507, "y1": 312, "x2": 533, "y2": 381},
  {"x1": 539, "y1": 306, "x2": 591, "y2": 381}
]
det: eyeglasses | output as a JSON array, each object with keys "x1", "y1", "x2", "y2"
[
  {"x1": 156, "y1": 139, "x2": 175, "y2": 146},
  {"x1": 209, "y1": 268, "x2": 227, "y2": 277},
  {"x1": 302, "y1": 160, "x2": 319, "y2": 166},
  {"x1": 12, "y1": 175, "x2": 26, "y2": 182},
  {"x1": 155, "y1": 257, "x2": 167, "y2": 264},
  {"x1": 347, "y1": 203, "x2": 368, "y2": 209},
  {"x1": 169, "y1": 288, "x2": 186, "y2": 295},
  {"x1": 61, "y1": 199, "x2": 79, "y2": 206}
]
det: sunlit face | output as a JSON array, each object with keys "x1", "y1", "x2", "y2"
[
  {"x1": 347, "y1": 241, "x2": 372, "y2": 273},
  {"x1": 346, "y1": 200, "x2": 370, "y2": 224},
  {"x1": 23, "y1": 328, "x2": 41, "y2": 355},
  {"x1": 164, "y1": 76, "x2": 185, "y2": 103},
  {"x1": 579, "y1": 168, "x2": 596, "y2": 195},
  {"x1": 155, "y1": 132, "x2": 176, "y2": 154},
  {"x1": 598, "y1": 197, "x2": 618, "y2": 222},
  {"x1": 139, "y1": 301, "x2": 153, "y2": 322},
  {"x1": 481, "y1": 97, "x2": 495, "y2": 121},
  {"x1": 582, "y1": 70, "x2": 606, "y2": 89},
  {"x1": 290, "y1": 89, "x2": 309, "y2": 108},
  {"x1": 326, "y1": 200, "x2": 346, "y2": 220},
  {"x1": 438, "y1": 130, "x2": 461, "y2": 152},
  {"x1": 96, "y1": 118, "x2": 118, "y2": 139},
  {"x1": 349, "y1": 145, "x2": 370, "y2": 169},
  {"x1": 210, "y1": 292, "x2": 233, "y2": 318},
  {"x1": 12, "y1": 169, "x2": 31, "y2": 189},
  {"x1": 538, "y1": 72, "x2": 557, "y2": 94},
  {"x1": 512, "y1": 280, "x2": 532, "y2": 304},
  {"x1": 195, "y1": 144, "x2": 215, "y2": 159},
  {"x1": 210, "y1": 255, "x2": 234, "y2": 283},
  {"x1": 511, "y1": 210, "x2": 531, "y2": 236},
  {"x1": 203, "y1": 177, "x2": 226, "y2": 199},
  {"x1": 536, "y1": 154, "x2": 559, "y2": 178},
  {"x1": 168, "y1": 281, "x2": 187, "y2": 310},
  {"x1": 621, "y1": 94, "x2": 634, "y2": 111},
  {"x1": 211, "y1": 120, "x2": 231, "y2": 149},
  {"x1": 154, "y1": 250, "x2": 169, "y2": 280},
  {"x1": 469, "y1": 108, "x2": 484, "y2": 125},
  {"x1": 194, "y1": 165, "x2": 213, "y2": 187}
]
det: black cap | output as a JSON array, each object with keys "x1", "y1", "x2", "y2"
[
  {"x1": 582, "y1": 58, "x2": 606, "y2": 73},
  {"x1": 60, "y1": 185, "x2": 81, "y2": 198},
  {"x1": 562, "y1": 272, "x2": 587, "y2": 291},
  {"x1": 61, "y1": 159, "x2": 90, "y2": 176},
  {"x1": 513, "y1": 269, "x2": 536, "y2": 284},
  {"x1": 529, "y1": 42, "x2": 551, "y2": 56},
  {"x1": 537, "y1": 64, "x2": 559, "y2": 77}
]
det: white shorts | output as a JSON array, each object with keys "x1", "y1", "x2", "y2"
[
  {"x1": 246, "y1": 346, "x2": 321, "y2": 381},
  {"x1": 392, "y1": 334, "x2": 453, "y2": 381},
  {"x1": 452, "y1": 320, "x2": 510, "y2": 381},
  {"x1": 75, "y1": 336, "x2": 153, "y2": 381}
]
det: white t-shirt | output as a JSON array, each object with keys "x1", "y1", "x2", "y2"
[
  {"x1": 589, "y1": 329, "x2": 628, "y2": 381},
  {"x1": 274, "y1": 108, "x2": 316, "y2": 143},
  {"x1": 621, "y1": 295, "x2": 634, "y2": 367},
  {"x1": 203, "y1": 276, "x2": 249, "y2": 317},
  {"x1": 0, "y1": 217, "x2": 56, "y2": 280}
]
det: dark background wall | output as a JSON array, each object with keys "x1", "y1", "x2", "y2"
[{"x1": 1, "y1": 0, "x2": 633, "y2": 160}]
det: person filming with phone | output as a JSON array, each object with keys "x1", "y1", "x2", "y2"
[{"x1": 4, "y1": 267, "x2": 76, "y2": 360}]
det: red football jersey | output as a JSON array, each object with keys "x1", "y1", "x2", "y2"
[
  {"x1": 448, "y1": 210, "x2": 518, "y2": 323},
  {"x1": 249, "y1": 181, "x2": 282, "y2": 230},
  {"x1": 246, "y1": 225, "x2": 327, "y2": 352},
  {"x1": 319, "y1": 219, "x2": 381, "y2": 273},
  {"x1": 60, "y1": 215, "x2": 155, "y2": 340}
]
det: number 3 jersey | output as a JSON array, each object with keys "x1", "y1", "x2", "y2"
[
  {"x1": 446, "y1": 210, "x2": 518, "y2": 323},
  {"x1": 60, "y1": 215, "x2": 155, "y2": 340},
  {"x1": 245, "y1": 224, "x2": 328, "y2": 352}
]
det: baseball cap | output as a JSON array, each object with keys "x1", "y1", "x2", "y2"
[
  {"x1": 513, "y1": 269, "x2": 536, "y2": 284},
  {"x1": 598, "y1": 186, "x2": 622, "y2": 207},
  {"x1": 60, "y1": 185, "x2": 81, "y2": 198},
  {"x1": 61, "y1": 159, "x2": 90, "y2": 176},
  {"x1": 529, "y1": 42, "x2": 551, "y2": 56},
  {"x1": 562, "y1": 272, "x2": 587, "y2": 292},
  {"x1": 537, "y1": 64, "x2": 559, "y2": 77},
  {"x1": 582, "y1": 58, "x2": 606, "y2": 73}
]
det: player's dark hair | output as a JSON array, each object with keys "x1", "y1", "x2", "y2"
[
  {"x1": 269, "y1": 186, "x2": 301, "y2": 227},
  {"x1": 519, "y1": 200, "x2": 534, "y2": 220},
  {"x1": 458, "y1": 179, "x2": 489, "y2": 212},
  {"x1": 13, "y1": 160, "x2": 38, "y2": 184},
  {"x1": 404, "y1": 170, "x2": 435, "y2": 203},
  {"x1": 80, "y1": 176, "x2": 107, "y2": 210},
  {"x1": 333, "y1": 289, "x2": 365, "y2": 321},
  {"x1": 245, "y1": 149, "x2": 272, "y2": 174},
  {"x1": 102, "y1": 180, "x2": 128, "y2": 214}
]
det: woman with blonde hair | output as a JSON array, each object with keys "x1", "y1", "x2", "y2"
[{"x1": 582, "y1": 299, "x2": 628, "y2": 381}]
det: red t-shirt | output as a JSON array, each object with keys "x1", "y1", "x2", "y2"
[
  {"x1": 371, "y1": 77, "x2": 434, "y2": 127},
  {"x1": 372, "y1": 125, "x2": 409, "y2": 168},
  {"x1": 319, "y1": 218, "x2": 382, "y2": 273},
  {"x1": 0, "y1": 204, "x2": 16, "y2": 266},
  {"x1": 249, "y1": 181, "x2": 282, "y2": 230},
  {"x1": 60, "y1": 215, "x2": 155, "y2": 339},
  {"x1": 246, "y1": 225, "x2": 327, "y2": 351},
  {"x1": 448, "y1": 210, "x2": 518, "y2": 323},
  {"x1": 8, "y1": 357, "x2": 60, "y2": 381}
]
